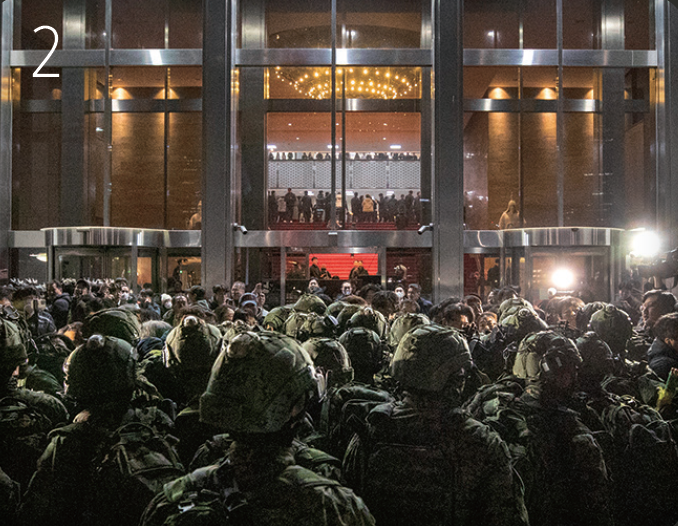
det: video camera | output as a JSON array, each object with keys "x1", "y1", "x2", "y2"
[{"x1": 636, "y1": 248, "x2": 678, "y2": 282}]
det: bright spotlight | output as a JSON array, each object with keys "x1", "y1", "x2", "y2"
[
  {"x1": 631, "y1": 230, "x2": 661, "y2": 259},
  {"x1": 552, "y1": 268, "x2": 575, "y2": 290}
]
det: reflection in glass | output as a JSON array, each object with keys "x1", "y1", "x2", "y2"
[
  {"x1": 12, "y1": 111, "x2": 61, "y2": 230},
  {"x1": 168, "y1": 114, "x2": 202, "y2": 230},
  {"x1": 463, "y1": 0, "x2": 519, "y2": 49},
  {"x1": 11, "y1": 249, "x2": 48, "y2": 282},
  {"x1": 85, "y1": 112, "x2": 106, "y2": 225},
  {"x1": 58, "y1": 253, "x2": 103, "y2": 280},
  {"x1": 112, "y1": 0, "x2": 165, "y2": 49},
  {"x1": 111, "y1": 114, "x2": 164, "y2": 228},
  {"x1": 563, "y1": 113, "x2": 601, "y2": 226},
  {"x1": 167, "y1": 256, "x2": 201, "y2": 291},
  {"x1": 17, "y1": 69, "x2": 62, "y2": 100},
  {"x1": 263, "y1": 0, "x2": 331, "y2": 49},
  {"x1": 464, "y1": 112, "x2": 519, "y2": 230},
  {"x1": 522, "y1": 0, "x2": 556, "y2": 49},
  {"x1": 563, "y1": 0, "x2": 600, "y2": 49},
  {"x1": 464, "y1": 0, "x2": 556, "y2": 49},
  {"x1": 624, "y1": 112, "x2": 655, "y2": 230},
  {"x1": 625, "y1": 0, "x2": 653, "y2": 51},
  {"x1": 86, "y1": 1, "x2": 106, "y2": 49},
  {"x1": 522, "y1": 113, "x2": 557, "y2": 227},
  {"x1": 19, "y1": 0, "x2": 63, "y2": 50},
  {"x1": 337, "y1": 0, "x2": 424, "y2": 49}
]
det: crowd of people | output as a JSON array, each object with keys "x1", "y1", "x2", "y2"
[
  {"x1": 2, "y1": 274, "x2": 678, "y2": 525},
  {"x1": 268, "y1": 188, "x2": 423, "y2": 228}
]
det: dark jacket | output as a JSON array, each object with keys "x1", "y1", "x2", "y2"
[
  {"x1": 647, "y1": 337, "x2": 678, "y2": 381},
  {"x1": 417, "y1": 297, "x2": 433, "y2": 316},
  {"x1": 50, "y1": 293, "x2": 71, "y2": 329}
]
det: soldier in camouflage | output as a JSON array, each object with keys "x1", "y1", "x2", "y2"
[
  {"x1": 0, "y1": 317, "x2": 69, "y2": 492},
  {"x1": 141, "y1": 330, "x2": 375, "y2": 526},
  {"x1": 343, "y1": 324, "x2": 529, "y2": 526}
]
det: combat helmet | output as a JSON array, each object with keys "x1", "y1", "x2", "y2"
[
  {"x1": 283, "y1": 311, "x2": 309, "y2": 341},
  {"x1": 336, "y1": 304, "x2": 364, "y2": 335},
  {"x1": 0, "y1": 317, "x2": 27, "y2": 377},
  {"x1": 163, "y1": 315, "x2": 222, "y2": 372},
  {"x1": 387, "y1": 313, "x2": 431, "y2": 349},
  {"x1": 498, "y1": 297, "x2": 537, "y2": 324},
  {"x1": 296, "y1": 313, "x2": 338, "y2": 342},
  {"x1": 339, "y1": 327, "x2": 385, "y2": 384},
  {"x1": 391, "y1": 324, "x2": 472, "y2": 394},
  {"x1": 302, "y1": 338, "x2": 354, "y2": 387},
  {"x1": 589, "y1": 304, "x2": 633, "y2": 353},
  {"x1": 576, "y1": 301, "x2": 607, "y2": 332},
  {"x1": 500, "y1": 308, "x2": 548, "y2": 344},
  {"x1": 512, "y1": 330, "x2": 579, "y2": 381},
  {"x1": 347, "y1": 307, "x2": 388, "y2": 339},
  {"x1": 538, "y1": 334, "x2": 582, "y2": 385},
  {"x1": 220, "y1": 319, "x2": 252, "y2": 343},
  {"x1": 200, "y1": 331, "x2": 322, "y2": 434},
  {"x1": 325, "y1": 301, "x2": 348, "y2": 319},
  {"x1": 575, "y1": 331, "x2": 614, "y2": 381},
  {"x1": 262, "y1": 306, "x2": 292, "y2": 332},
  {"x1": 63, "y1": 335, "x2": 136, "y2": 404},
  {"x1": 293, "y1": 293, "x2": 327, "y2": 315},
  {"x1": 82, "y1": 307, "x2": 142, "y2": 346}
]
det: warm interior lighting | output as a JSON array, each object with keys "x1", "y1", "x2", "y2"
[
  {"x1": 111, "y1": 87, "x2": 131, "y2": 100},
  {"x1": 273, "y1": 66, "x2": 419, "y2": 100},
  {"x1": 538, "y1": 88, "x2": 557, "y2": 100},
  {"x1": 489, "y1": 87, "x2": 510, "y2": 100}
]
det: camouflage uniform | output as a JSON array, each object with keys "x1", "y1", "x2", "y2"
[
  {"x1": 0, "y1": 466, "x2": 20, "y2": 525},
  {"x1": 142, "y1": 444, "x2": 374, "y2": 526},
  {"x1": 343, "y1": 325, "x2": 529, "y2": 526},
  {"x1": 143, "y1": 330, "x2": 375, "y2": 526},
  {"x1": 19, "y1": 335, "x2": 179, "y2": 526},
  {"x1": 0, "y1": 317, "x2": 69, "y2": 491},
  {"x1": 471, "y1": 331, "x2": 613, "y2": 526},
  {"x1": 344, "y1": 397, "x2": 529, "y2": 526}
]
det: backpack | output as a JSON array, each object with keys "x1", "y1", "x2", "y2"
[
  {"x1": 0, "y1": 396, "x2": 54, "y2": 487},
  {"x1": 142, "y1": 463, "x2": 344, "y2": 526},
  {"x1": 94, "y1": 421, "x2": 185, "y2": 525},
  {"x1": 356, "y1": 403, "x2": 456, "y2": 526},
  {"x1": 305, "y1": 383, "x2": 393, "y2": 459},
  {"x1": 599, "y1": 402, "x2": 678, "y2": 526}
]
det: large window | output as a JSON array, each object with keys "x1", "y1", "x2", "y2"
[{"x1": 463, "y1": 4, "x2": 656, "y2": 231}]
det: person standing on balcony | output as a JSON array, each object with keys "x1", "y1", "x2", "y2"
[
  {"x1": 284, "y1": 188, "x2": 297, "y2": 222},
  {"x1": 300, "y1": 191, "x2": 313, "y2": 223},
  {"x1": 499, "y1": 200, "x2": 521, "y2": 229}
]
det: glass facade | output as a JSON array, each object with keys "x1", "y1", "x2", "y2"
[{"x1": 2, "y1": 0, "x2": 674, "y2": 303}]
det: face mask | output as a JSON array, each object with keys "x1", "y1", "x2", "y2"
[{"x1": 395, "y1": 290, "x2": 404, "y2": 299}]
